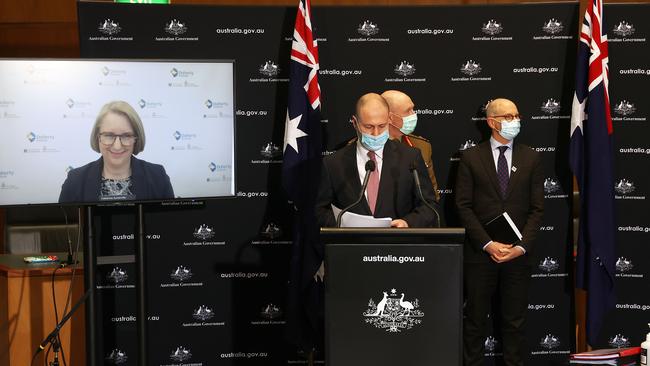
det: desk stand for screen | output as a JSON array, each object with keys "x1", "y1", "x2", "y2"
[
  {"x1": 83, "y1": 204, "x2": 148, "y2": 366},
  {"x1": 82, "y1": 206, "x2": 97, "y2": 366},
  {"x1": 321, "y1": 228, "x2": 465, "y2": 366}
]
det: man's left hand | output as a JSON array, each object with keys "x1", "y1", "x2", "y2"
[{"x1": 391, "y1": 219, "x2": 409, "y2": 228}]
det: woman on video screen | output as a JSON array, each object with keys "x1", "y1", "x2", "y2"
[{"x1": 58, "y1": 101, "x2": 174, "y2": 203}]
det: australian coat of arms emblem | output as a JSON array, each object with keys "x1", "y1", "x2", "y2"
[{"x1": 363, "y1": 288, "x2": 424, "y2": 332}]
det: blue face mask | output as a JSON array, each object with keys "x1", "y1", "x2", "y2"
[
  {"x1": 498, "y1": 119, "x2": 521, "y2": 141},
  {"x1": 361, "y1": 129, "x2": 389, "y2": 151},
  {"x1": 399, "y1": 113, "x2": 418, "y2": 135}
]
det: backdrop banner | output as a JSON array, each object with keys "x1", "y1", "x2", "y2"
[{"x1": 76, "y1": 2, "x2": 647, "y2": 365}]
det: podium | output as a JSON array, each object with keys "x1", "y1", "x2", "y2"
[{"x1": 322, "y1": 228, "x2": 465, "y2": 366}]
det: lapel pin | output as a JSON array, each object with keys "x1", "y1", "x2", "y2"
[{"x1": 511, "y1": 166, "x2": 517, "y2": 172}]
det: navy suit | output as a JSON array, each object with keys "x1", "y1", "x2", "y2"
[
  {"x1": 58, "y1": 156, "x2": 174, "y2": 203},
  {"x1": 316, "y1": 139, "x2": 439, "y2": 228},
  {"x1": 455, "y1": 141, "x2": 544, "y2": 366}
]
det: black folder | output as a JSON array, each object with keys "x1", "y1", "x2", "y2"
[{"x1": 484, "y1": 212, "x2": 523, "y2": 244}]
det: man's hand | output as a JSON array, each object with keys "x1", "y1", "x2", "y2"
[
  {"x1": 314, "y1": 261, "x2": 324, "y2": 282},
  {"x1": 496, "y1": 246, "x2": 524, "y2": 263},
  {"x1": 486, "y1": 242, "x2": 524, "y2": 263},
  {"x1": 391, "y1": 219, "x2": 409, "y2": 228}
]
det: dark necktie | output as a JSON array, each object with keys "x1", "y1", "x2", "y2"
[
  {"x1": 367, "y1": 151, "x2": 379, "y2": 214},
  {"x1": 497, "y1": 146, "x2": 509, "y2": 198}
]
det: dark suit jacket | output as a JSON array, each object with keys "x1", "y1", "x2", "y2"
[
  {"x1": 58, "y1": 156, "x2": 174, "y2": 203},
  {"x1": 455, "y1": 141, "x2": 544, "y2": 264},
  {"x1": 316, "y1": 139, "x2": 439, "y2": 228}
]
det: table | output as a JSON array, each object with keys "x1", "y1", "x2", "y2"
[{"x1": 0, "y1": 252, "x2": 85, "y2": 365}]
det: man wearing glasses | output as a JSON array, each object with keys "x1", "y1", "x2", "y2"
[
  {"x1": 455, "y1": 98, "x2": 544, "y2": 366},
  {"x1": 59, "y1": 100, "x2": 174, "y2": 203},
  {"x1": 315, "y1": 93, "x2": 438, "y2": 228}
]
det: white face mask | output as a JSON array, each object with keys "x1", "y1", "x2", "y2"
[
  {"x1": 399, "y1": 113, "x2": 418, "y2": 135},
  {"x1": 498, "y1": 119, "x2": 521, "y2": 140}
]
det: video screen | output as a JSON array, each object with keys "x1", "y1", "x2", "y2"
[{"x1": 0, "y1": 59, "x2": 235, "y2": 206}]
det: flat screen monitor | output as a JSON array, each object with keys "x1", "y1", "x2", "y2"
[{"x1": 0, "y1": 59, "x2": 235, "y2": 206}]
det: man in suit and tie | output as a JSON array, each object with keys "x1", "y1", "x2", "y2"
[
  {"x1": 455, "y1": 98, "x2": 544, "y2": 366},
  {"x1": 382, "y1": 90, "x2": 441, "y2": 202},
  {"x1": 316, "y1": 93, "x2": 438, "y2": 228}
]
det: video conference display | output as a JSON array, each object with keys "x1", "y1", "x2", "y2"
[{"x1": 0, "y1": 59, "x2": 235, "y2": 206}]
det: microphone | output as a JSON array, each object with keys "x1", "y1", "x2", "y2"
[
  {"x1": 336, "y1": 159, "x2": 376, "y2": 227},
  {"x1": 410, "y1": 162, "x2": 441, "y2": 228}
]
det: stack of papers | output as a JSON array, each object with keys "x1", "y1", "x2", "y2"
[
  {"x1": 569, "y1": 347, "x2": 641, "y2": 365},
  {"x1": 332, "y1": 205, "x2": 391, "y2": 228}
]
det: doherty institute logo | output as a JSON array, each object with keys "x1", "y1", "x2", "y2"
[
  {"x1": 98, "y1": 19, "x2": 122, "y2": 35},
  {"x1": 363, "y1": 288, "x2": 423, "y2": 333}
]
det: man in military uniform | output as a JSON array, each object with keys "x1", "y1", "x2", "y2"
[{"x1": 381, "y1": 90, "x2": 440, "y2": 202}]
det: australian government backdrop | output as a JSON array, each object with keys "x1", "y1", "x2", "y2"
[{"x1": 75, "y1": 2, "x2": 649, "y2": 365}]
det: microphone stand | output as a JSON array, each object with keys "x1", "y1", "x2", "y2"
[
  {"x1": 336, "y1": 160, "x2": 376, "y2": 227},
  {"x1": 34, "y1": 289, "x2": 92, "y2": 362},
  {"x1": 410, "y1": 163, "x2": 441, "y2": 228}
]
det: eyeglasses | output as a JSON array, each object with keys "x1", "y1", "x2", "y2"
[
  {"x1": 488, "y1": 113, "x2": 522, "y2": 122},
  {"x1": 99, "y1": 133, "x2": 137, "y2": 146}
]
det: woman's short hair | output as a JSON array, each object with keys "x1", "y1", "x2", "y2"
[{"x1": 90, "y1": 101, "x2": 146, "y2": 154}]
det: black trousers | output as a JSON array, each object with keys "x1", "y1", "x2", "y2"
[{"x1": 463, "y1": 257, "x2": 531, "y2": 366}]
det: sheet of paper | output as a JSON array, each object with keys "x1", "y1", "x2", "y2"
[{"x1": 332, "y1": 205, "x2": 392, "y2": 228}]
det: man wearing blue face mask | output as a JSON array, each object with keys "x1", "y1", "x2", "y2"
[
  {"x1": 455, "y1": 98, "x2": 544, "y2": 366},
  {"x1": 382, "y1": 90, "x2": 440, "y2": 202},
  {"x1": 315, "y1": 93, "x2": 438, "y2": 228}
]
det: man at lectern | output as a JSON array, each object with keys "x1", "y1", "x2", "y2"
[
  {"x1": 315, "y1": 93, "x2": 439, "y2": 228},
  {"x1": 455, "y1": 98, "x2": 544, "y2": 366},
  {"x1": 58, "y1": 101, "x2": 174, "y2": 203}
]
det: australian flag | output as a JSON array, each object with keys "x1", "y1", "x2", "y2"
[
  {"x1": 282, "y1": 0, "x2": 323, "y2": 353},
  {"x1": 569, "y1": 0, "x2": 616, "y2": 347}
]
